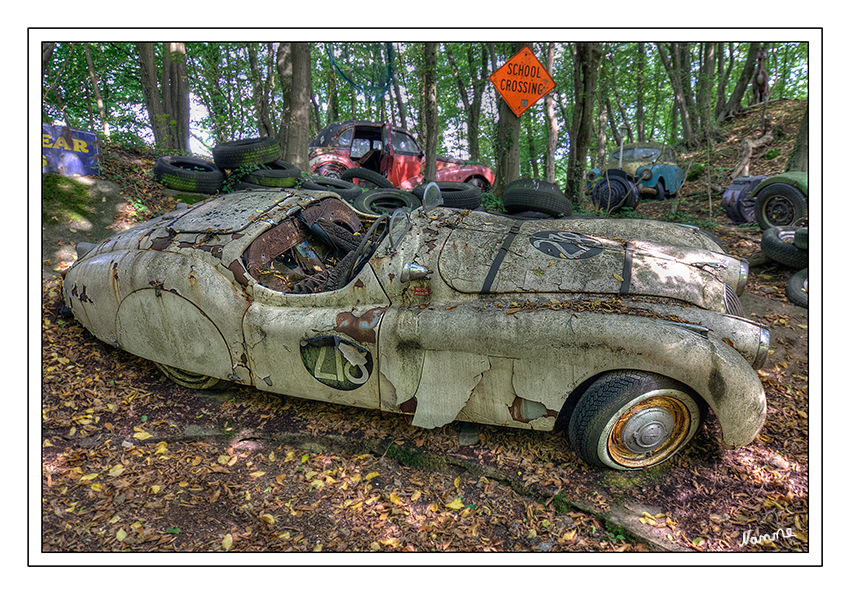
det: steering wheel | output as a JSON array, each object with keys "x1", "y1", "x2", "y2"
[{"x1": 338, "y1": 213, "x2": 389, "y2": 287}]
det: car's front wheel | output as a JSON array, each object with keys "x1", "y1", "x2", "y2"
[
  {"x1": 568, "y1": 371, "x2": 705, "y2": 470},
  {"x1": 154, "y1": 362, "x2": 232, "y2": 391}
]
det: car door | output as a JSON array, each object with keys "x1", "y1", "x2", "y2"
[
  {"x1": 241, "y1": 245, "x2": 391, "y2": 411},
  {"x1": 384, "y1": 124, "x2": 422, "y2": 187}
]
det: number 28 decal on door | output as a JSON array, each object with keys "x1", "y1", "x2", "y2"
[{"x1": 300, "y1": 336, "x2": 373, "y2": 390}]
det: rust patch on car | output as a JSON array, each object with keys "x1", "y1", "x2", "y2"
[
  {"x1": 334, "y1": 307, "x2": 386, "y2": 344},
  {"x1": 398, "y1": 396, "x2": 417, "y2": 414},
  {"x1": 508, "y1": 396, "x2": 557, "y2": 423}
]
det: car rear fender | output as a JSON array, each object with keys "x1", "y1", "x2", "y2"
[{"x1": 64, "y1": 248, "x2": 248, "y2": 382}]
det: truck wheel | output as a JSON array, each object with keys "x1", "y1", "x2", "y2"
[{"x1": 568, "y1": 371, "x2": 705, "y2": 470}]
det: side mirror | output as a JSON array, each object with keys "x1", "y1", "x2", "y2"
[{"x1": 421, "y1": 182, "x2": 443, "y2": 212}]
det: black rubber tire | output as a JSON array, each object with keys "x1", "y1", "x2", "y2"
[
  {"x1": 654, "y1": 180, "x2": 666, "y2": 201},
  {"x1": 793, "y1": 227, "x2": 808, "y2": 250},
  {"x1": 568, "y1": 371, "x2": 705, "y2": 470},
  {"x1": 503, "y1": 178, "x2": 572, "y2": 217},
  {"x1": 154, "y1": 362, "x2": 232, "y2": 390},
  {"x1": 786, "y1": 268, "x2": 808, "y2": 308},
  {"x1": 761, "y1": 226, "x2": 808, "y2": 269},
  {"x1": 301, "y1": 175, "x2": 363, "y2": 201},
  {"x1": 591, "y1": 177, "x2": 630, "y2": 214},
  {"x1": 754, "y1": 182, "x2": 808, "y2": 230},
  {"x1": 243, "y1": 162, "x2": 301, "y2": 188},
  {"x1": 413, "y1": 181, "x2": 482, "y2": 209},
  {"x1": 340, "y1": 167, "x2": 394, "y2": 189},
  {"x1": 353, "y1": 189, "x2": 421, "y2": 215},
  {"x1": 153, "y1": 156, "x2": 224, "y2": 194},
  {"x1": 212, "y1": 137, "x2": 281, "y2": 169}
]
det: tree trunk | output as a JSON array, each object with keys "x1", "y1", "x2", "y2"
[
  {"x1": 785, "y1": 104, "x2": 808, "y2": 172},
  {"x1": 163, "y1": 43, "x2": 190, "y2": 152},
  {"x1": 422, "y1": 42, "x2": 439, "y2": 183},
  {"x1": 138, "y1": 43, "x2": 178, "y2": 150},
  {"x1": 83, "y1": 43, "x2": 110, "y2": 138},
  {"x1": 657, "y1": 42, "x2": 695, "y2": 146},
  {"x1": 284, "y1": 43, "x2": 312, "y2": 170},
  {"x1": 276, "y1": 43, "x2": 293, "y2": 157},
  {"x1": 635, "y1": 43, "x2": 645, "y2": 142},
  {"x1": 247, "y1": 44, "x2": 274, "y2": 138},
  {"x1": 544, "y1": 42, "x2": 559, "y2": 184},
  {"x1": 715, "y1": 43, "x2": 760, "y2": 121},
  {"x1": 492, "y1": 43, "x2": 527, "y2": 197},
  {"x1": 565, "y1": 42, "x2": 603, "y2": 203}
]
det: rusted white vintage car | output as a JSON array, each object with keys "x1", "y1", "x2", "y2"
[{"x1": 62, "y1": 188, "x2": 768, "y2": 470}]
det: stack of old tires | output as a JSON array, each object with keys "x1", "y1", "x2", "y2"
[
  {"x1": 153, "y1": 137, "x2": 302, "y2": 195},
  {"x1": 760, "y1": 225, "x2": 808, "y2": 308}
]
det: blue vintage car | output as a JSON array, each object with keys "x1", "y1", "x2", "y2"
[{"x1": 586, "y1": 142, "x2": 685, "y2": 214}]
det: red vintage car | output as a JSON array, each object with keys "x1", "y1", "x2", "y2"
[{"x1": 308, "y1": 120, "x2": 495, "y2": 191}]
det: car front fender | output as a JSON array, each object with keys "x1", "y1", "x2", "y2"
[{"x1": 379, "y1": 303, "x2": 766, "y2": 447}]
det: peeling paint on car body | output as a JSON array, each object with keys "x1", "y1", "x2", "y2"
[{"x1": 63, "y1": 189, "x2": 767, "y2": 465}]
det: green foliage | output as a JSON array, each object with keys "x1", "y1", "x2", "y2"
[
  {"x1": 384, "y1": 443, "x2": 440, "y2": 471},
  {"x1": 41, "y1": 41, "x2": 810, "y2": 190},
  {"x1": 41, "y1": 173, "x2": 92, "y2": 225},
  {"x1": 764, "y1": 148, "x2": 781, "y2": 160},
  {"x1": 687, "y1": 162, "x2": 706, "y2": 181}
]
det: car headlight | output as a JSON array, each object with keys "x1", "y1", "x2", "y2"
[
  {"x1": 587, "y1": 171, "x2": 598, "y2": 183},
  {"x1": 640, "y1": 168, "x2": 653, "y2": 180}
]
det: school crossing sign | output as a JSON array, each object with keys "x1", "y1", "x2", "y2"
[{"x1": 489, "y1": 45, "x2": 556, "y2": 118}]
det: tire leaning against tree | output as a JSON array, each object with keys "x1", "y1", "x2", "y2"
[
  {"x1": 761, "y1": 226, "x2": 808, "y2": 270},
  {"x1": 339, "y1": 167, "x2": 394, "y2": 189},
  {"x1": 212, "y1": 137, "x2": 281, "y2": 169},
  {"x1": 153, "y1": 156, "x2": 225, "y2": 194}
]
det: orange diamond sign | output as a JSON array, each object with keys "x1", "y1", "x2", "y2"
[{"x1": 489, "y1": 46, "x2": 556, "y2": 118}]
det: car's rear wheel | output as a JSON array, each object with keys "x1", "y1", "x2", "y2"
[
  {"x1": 154, "y1": 362, "x2": 232, "y2": 390},
  {"x1": 568, "y1": 371, "x2": 705, "y2": 470}
]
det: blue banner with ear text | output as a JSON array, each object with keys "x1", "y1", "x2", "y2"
[{"x1": 42, "y1": 124, "x2": 101, "y2": 176}]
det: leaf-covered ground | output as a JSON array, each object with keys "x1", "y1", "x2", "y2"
[{"x1": 40, "y1": 99, "x2": 811, "y2": 556}]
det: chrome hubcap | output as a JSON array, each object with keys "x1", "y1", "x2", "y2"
[{"x1": 621, "y1": 407, "x2": 674, "y2": 453}]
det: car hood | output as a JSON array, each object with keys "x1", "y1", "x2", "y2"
[{"x1": 437, "y1": 211, "x2": 734, "y2": 312}]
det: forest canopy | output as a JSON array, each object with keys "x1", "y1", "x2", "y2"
[{"x1": 40, "y1": 40, "x2": 810, "y2": 199}]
